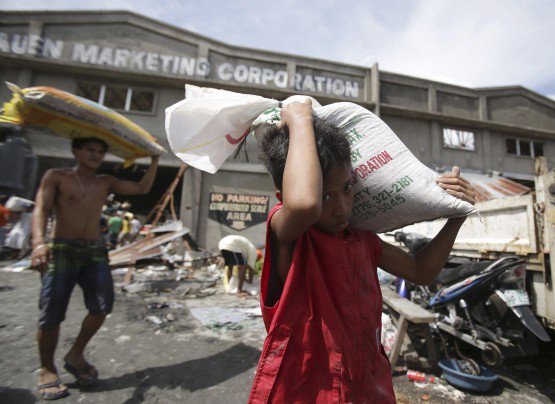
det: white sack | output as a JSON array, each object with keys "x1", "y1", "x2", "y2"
[
  {"x1": 5, "y1": 196, "x2": 34, "y2": 212},
  {"x1": 165, "y1": 85, "x2": 319, "y2": 173},
  {"x1": 316, "y1": 102, "x2": 475, "y2": 232},
  {"x1": 165, "y1": 87, "x2": 474, "y2": 232}
]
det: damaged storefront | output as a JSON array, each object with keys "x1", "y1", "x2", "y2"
[{"x1": 1, "y1": 10, "x2": 554, "y2": 250}]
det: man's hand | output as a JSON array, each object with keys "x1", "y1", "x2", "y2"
[
  {"x1": 436, "y1": 166, "x2": 475, "y2": 205},
  {"x1": 151, "y1": 154, "x2": 160, "y2": 164},
  {"x1": 31, "y1": 244, "x2": 51, "y2": 274}
]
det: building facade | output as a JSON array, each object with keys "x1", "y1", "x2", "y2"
[{"x1": 1, "y1": 10, "x2": 554, "y2": 249}]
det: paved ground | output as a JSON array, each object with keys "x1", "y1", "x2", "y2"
[{"x1": 0, "y1": 265, "x2": 553, "y2": 403}]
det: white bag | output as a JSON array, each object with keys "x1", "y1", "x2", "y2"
[
  {"x1": 165, "y1": 85, "x2": 319, "y2": 173},
  {"x1": 5, "y1": 196, "x2": 34, "y2": 212},
  {"x1": 316, "y1": 103, "x2": 475, "y2": 232}
]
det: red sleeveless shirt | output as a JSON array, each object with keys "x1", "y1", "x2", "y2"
[{"x1": 248, "y1": 203, "x2": 396, "y2": 403}]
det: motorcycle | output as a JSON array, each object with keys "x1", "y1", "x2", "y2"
[{"x1": 392, "y1": 231, "x2": 551, "y2": 367}]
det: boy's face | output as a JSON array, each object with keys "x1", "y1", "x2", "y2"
[{"x1": 314, "y1": 162, "x2": 354, "y2": 236}]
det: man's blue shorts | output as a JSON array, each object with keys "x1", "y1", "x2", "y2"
[{"x1": 39, "y1": 239, "x2": 114, "y2": 329}]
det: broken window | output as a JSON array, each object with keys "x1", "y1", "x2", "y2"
[
  {"x1": 443, "y1": 128, "x2": 475, "y2": 151},
  {"x1": 506, "y1": 138, "x2": 544, "y2": 157},
  {"x1": 76, "y1": 82, "x2": 156, "y2": 113}
]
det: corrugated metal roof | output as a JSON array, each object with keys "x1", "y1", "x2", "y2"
[{"x1": 441, "y1": 171, "x2": 531, "y2": 203}]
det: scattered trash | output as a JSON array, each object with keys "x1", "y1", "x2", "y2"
[
  {"x1": 148, "y1": 302, "x2": 169, "y2": 310},
  {"x1": 381, "y1": 313, "x2": 397, "y2": 355},
  {"x1": 115, "y1": 335, "x2": 131, "y2": 343},
  {"x1": 165, "y1": 313, "x2": 176, "y2": 322},
  {"x1": 168, "y1": 302, "x2": 184, "y2": 309},
  {"x1": 420, "y1": 393, "x2": 430, "y2": 401},
  {"x1": 407, "y1": 370, "x2": 439, "y2": 384},
  {"x1": 0, "y1": 259, "x2": 31, "y2": 272},
  {"x1": 146, "y1": 315, "x2": 163, "y2": 325},
  {"x1": 124, "y1": 282, "x2": 149, "y2": 294}
]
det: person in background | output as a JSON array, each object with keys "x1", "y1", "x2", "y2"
[
  {"x1": 0, "y1": 195, "x2": 11, "y2": 251},
  {"x1": 118, "y1": 213, "x2": 132, "y2": 245},
  {"x1": 0, "y1": 195, "x2": 11, "y2": 228},
  {"x1": 218, "y1": 234, "x2": 258, "y2": 295},
  {"x1": 3, "y1": 200, "x2": 34, "y2": 258},
  {"x1": 107, "y1": 211, "x2": 123, "y2": 249},
  {"x1": 130, "y1": 215, "x2": 142, "y2": 236},
  {"x1": 99, "y1": 214, "x2": 109, "y2": 247}
]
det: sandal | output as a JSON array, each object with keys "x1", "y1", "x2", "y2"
[
  {"x1": 35, "y1": 379, "x2": 70, "y2": 400},
  {"x1": 63, "y1": 362, "x2": 98, "y2": 387}
]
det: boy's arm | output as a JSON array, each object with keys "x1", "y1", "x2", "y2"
[
  {"x1": 379, "y1": 167, "x2": 475, "y2": 285},
  {"x1": 268, "y1": 100, "x2": 323, "y2": 285},
  {"x1": 271, "y1": 100, "x2": 322, "y2": 243}
]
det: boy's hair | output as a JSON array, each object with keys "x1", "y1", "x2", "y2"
[
  {"x1": 258, "y1": 116, "x2": 351, "y2": 191},
  {"x1": 71, "y1": 137, "x2": 109, "y2": 153}
]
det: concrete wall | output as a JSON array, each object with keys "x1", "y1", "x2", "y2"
[
  {"x1": 2, "y1": 10, "x2": 555, "y2": 249},
  {"x1": 196, "y1": 169, "x2": 277, "y2": 250}
]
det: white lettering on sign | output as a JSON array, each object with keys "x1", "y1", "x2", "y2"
[
  {"x1": 293, "y1": 73, "x2": 359, "y2": 98},
  {"x1": 0, "y1": 32, "x2": 63, "y2": 58},
  {"x1": 216, "y1": 62, "x2": 288, "y2": 89},
  {"x1": 0, "y1": 31, "x2": 361, "y2": 99}
]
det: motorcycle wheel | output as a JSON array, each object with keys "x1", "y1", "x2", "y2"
[{"x1": 481, "y1": 342, "x2": 503, "y2": 367}]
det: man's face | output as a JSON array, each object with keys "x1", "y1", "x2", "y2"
[
  {"x1": 314, "y1": 162, "x2": 354, "y2": 236},
  {"x1": 73, "y1": 141, "x2": 106, "y2": 169}
]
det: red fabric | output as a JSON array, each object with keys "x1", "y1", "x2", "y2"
[
  {"x1": 249, "y1": 203, "x2": 396, "y2": 403},
  {"x1": 0, "y1": 206, "x2": 10, "y2": 228}
]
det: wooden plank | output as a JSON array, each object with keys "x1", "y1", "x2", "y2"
[
  {"x1": 388, "y1": 315, "x2": 408, "y2": 369},
  {"x1": 381, "y1": 287, "x2": 435, "y2": 323}
]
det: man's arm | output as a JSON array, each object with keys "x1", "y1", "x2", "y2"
[
  {"x1": 31, "y1": 170, "x2": 57, "y2": 272},
  {"x1": 109, "y1": 155, "x2": 160, "y2": 195},
  {"x1": 379, "y1": 166, "x2": 475, "y2": 285}
]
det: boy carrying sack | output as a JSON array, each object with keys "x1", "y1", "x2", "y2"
[{"x1": 248, "y1": 100, "x2": 475, "y2": 403}]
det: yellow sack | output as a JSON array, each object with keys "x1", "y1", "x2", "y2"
[{"x1": 0, "y1": 83, "x2": 166, "y2": 166}]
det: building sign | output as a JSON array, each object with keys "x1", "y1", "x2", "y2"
[
  {"x1": 208, "y1": 192, "x2": 269, "y2": 231},
  {"x1": 0, "y1": 29, "x2": 364, "y2": 99}
]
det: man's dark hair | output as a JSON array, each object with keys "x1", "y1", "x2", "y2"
[
  {"x1": 258, "y1": 116, "x2": 351, "y2": 191},
  {"x1": 71, "y1": 137, "x2": 109, "y2": 153}
]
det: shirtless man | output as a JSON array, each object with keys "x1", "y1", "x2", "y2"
[{"x1": 31, "y1": 137, "x2": 159, "y2": 400}]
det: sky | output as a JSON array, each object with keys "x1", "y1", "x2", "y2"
[{"x1": 3, "y1": 0, "x2": 555, "y2": 100}]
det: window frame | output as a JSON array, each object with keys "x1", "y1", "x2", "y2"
[
  {"x1": 442, "y1": 127, "x2": 477, "y2": 152},
  {"x1": 505, "y1": 137, "x2": 544, "y2": 158},
  {"x1": 76, "y1": 81, "x2": 157, "y2": 116}
]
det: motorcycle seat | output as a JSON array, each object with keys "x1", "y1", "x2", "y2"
[{"x1": 435, "y1": 261, "x2": 492, "y2": 286}]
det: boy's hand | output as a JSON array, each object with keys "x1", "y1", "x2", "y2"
[
  {"x1": 436, "y1": 166, "x2": 475, "y2": 205},
  {"x1": 280, "y1": 99, "x2": 313, "y2": 129}
]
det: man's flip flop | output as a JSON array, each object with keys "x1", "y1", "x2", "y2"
[
  {"x1": 35, "y1": 379, "x2": 70, "y2": 400},
  {"x1": 63, "y1": 362, "x2": 98, "y2": 387}
]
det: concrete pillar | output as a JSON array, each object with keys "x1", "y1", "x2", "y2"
[
  {"x1": 481, "y1": 129, "x2": 492, "y2": 171},
  {"x1": 17, "y1": 69, "x2": 33, "y2": 88},
  {"x1": 479, "y1": 95, "x2": 488, "y2": 121},
  {"x1": 428, "y1": 86, "x2": 437, "y2": 112},
  {"x1": 430, "y1": 121, "x2": 442, "y2": 168},
  {"x1": 370, "y1": 63, "x2": 380, "y2": 116},
  {"x1": 179, "y1": 167, "x2": 202, "y2": 237},
  {"x1": 286, "y1": 62, "x2": 297, "y2": 91}
]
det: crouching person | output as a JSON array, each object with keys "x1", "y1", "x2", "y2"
[{"x1": 31, "y1": 137, "x2": 159, "y2": 400}]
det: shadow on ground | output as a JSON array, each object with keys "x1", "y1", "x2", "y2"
[
  {"x1": 0, "y1": 386, "x2": 37, "y2": 403},
  {"x1": 82, "y1": 342, "x2": 261, "y2": 403}
]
